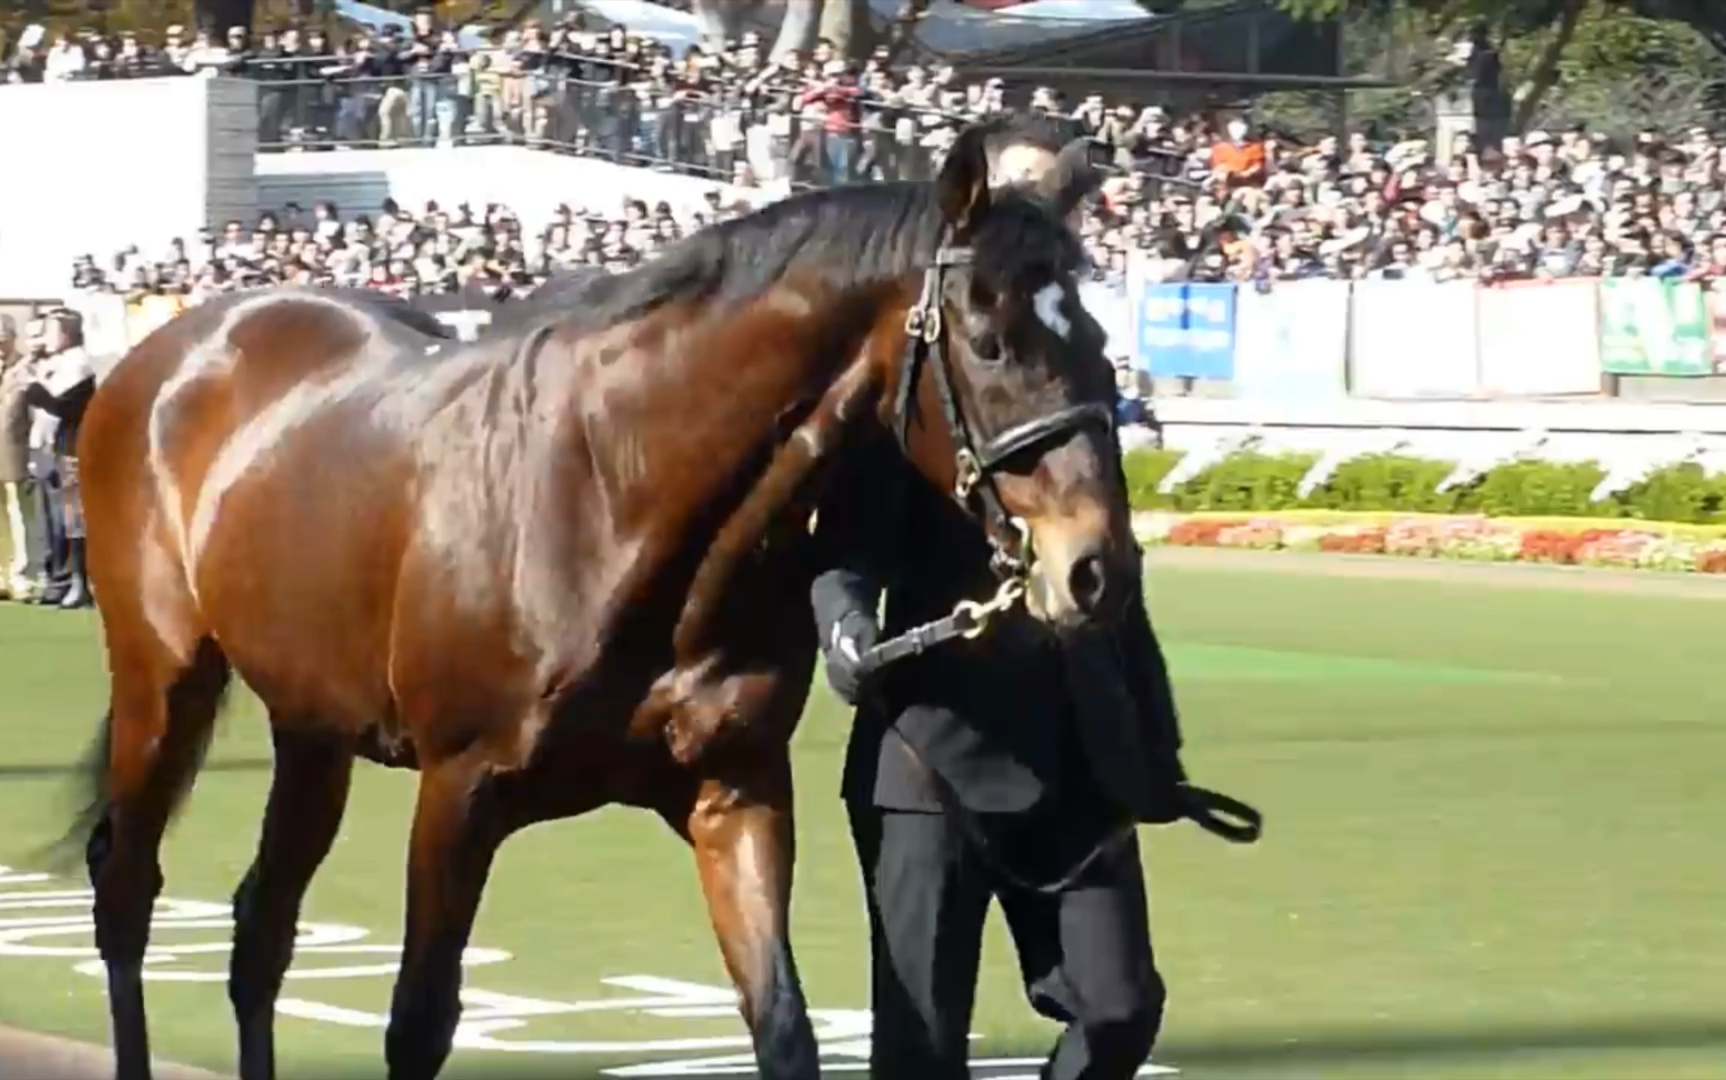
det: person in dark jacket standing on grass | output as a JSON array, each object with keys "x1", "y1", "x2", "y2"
[
  {"x1": 23, "y1": 307, "x2": 96, "y2": 609},
  {"x1": 810, "y1": 425, "x2": 1259, "y2": 1079}
]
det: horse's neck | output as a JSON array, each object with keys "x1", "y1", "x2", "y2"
[{"x1": 666, "y1": 285, "x2": 903, "y2": 661}]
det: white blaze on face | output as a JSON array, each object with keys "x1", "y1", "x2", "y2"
[
  {"x1": 989, "y1": 143, "x2": 1056, "y2": 189},
  {"x1": 1032, "y1": 281, "x2": 1071, "y2": 341}
]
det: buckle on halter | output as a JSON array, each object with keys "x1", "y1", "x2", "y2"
[
  {"x1": 904, "y1": 307, "x2": 924, "y2": 337},
  {"x1": 953, "y1": 448, "x2": 981, "y2": 500}
]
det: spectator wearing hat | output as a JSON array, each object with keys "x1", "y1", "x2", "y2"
[{"x1": 23, "y1": 308, "x2": 96, "y2": 609}]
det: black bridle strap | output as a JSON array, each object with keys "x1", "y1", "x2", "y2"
[
  {"x1": 975, "y1": 402, "x2": 1115, "y2": 471},
  {"x1": 876, "y1": 237, "x2": 1122, "y2": 666}
]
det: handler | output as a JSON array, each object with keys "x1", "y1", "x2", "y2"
[{"x1": 811, "y1": 431, "x2": 1258, "y2": 1080}]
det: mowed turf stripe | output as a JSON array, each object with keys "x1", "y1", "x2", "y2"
[{"x1": 1166, "y1": 644, "x2": 1557, "y2": 686}]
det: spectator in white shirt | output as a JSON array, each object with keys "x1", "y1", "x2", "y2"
[{"x1": 43, "y1": 33, "x2": 87, "y2": 81}]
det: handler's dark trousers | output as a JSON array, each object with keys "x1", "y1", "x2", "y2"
[{"x1": 848, "y1": 802, "x2": 1163, "y2": 1080}]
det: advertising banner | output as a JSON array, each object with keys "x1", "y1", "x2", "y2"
[
  {"x1": 1230, "y1": 280, "x2": 1350, "y2": 401},
  {"x1": 1476, "y1": 279, "x2": 1602, "y2": 395},
  {"x1": 1598, "y1": 279, "x2": 1711, "y2": 376},
  {"x1": 1132, "y1": 282, "x2": 1236, "y2": 380},
  {"x1": 1350, "y1": 279, "x2": 1480, "y2": 398}
]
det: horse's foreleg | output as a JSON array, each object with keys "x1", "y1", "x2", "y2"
[
  {"x1": 385, "y1": 754, "x2": 504, "y2": 1080},
  {"x1": 229, "y1": 725, "x2": 355, "y2": 1080},
  {"x1": 683, "y1": 754, "x2": 820, "y2": 1080}
]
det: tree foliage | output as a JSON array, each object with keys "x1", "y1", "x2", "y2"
[{"x1": 1271, "y1": 0, "x2": 1725, "y2": 136}]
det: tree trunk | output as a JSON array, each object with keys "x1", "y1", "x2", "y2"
[
  {"x1": 772, "y1": 0, "x2": 822, "y2": 61},
  {"x1": 1511, "y1": 0, "x2": 1585, "y2": 133},
  {"x1": 818, "y1": 0, "x2": 870, "y2": 64},
  {"x1": 690, "y1": 0, "x2": 743, "y2": 50},
  {"x1": 193, "y1": 0, "x2": 254, "y2": 34},
  {"x1": 881, "y1": 0, "x2": 932, "y2": 65}
]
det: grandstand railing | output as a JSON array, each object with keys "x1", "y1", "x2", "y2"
[{"x1": 240, "y1": 56, "x2": 980, "y2": 186}]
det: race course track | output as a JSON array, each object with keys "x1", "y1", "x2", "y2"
[
  {"x1": 0, "y1": 1023, "x2": 220, "y2": 1079},
  {"x1": 1, "y1": 551, "x2": 1722, "y2": 1079}
]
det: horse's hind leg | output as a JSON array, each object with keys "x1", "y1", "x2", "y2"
[
  {"x1": 667, "y1": 749, "x2": 820, "y2": 1080},
  {"x1": 229, "y1": 723, "x2": 355, "y2": 1080},
  {"x1": 89, "y1": 636, "x2": 230, "y2": 1080}
]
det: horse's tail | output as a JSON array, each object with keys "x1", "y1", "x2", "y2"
[{"x1": 36, "y1": 707, "x2": 116, "y2": 878}]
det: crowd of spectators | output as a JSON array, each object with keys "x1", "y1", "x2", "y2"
[
  {"x1": 68, "y1": 193, "x2": 755, "y2": 303},
  {"x1": 19, "y1": 6, "x2": 1726, "y2": 300}
]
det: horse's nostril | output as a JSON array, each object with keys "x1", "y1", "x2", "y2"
[{"x1": 1068, "y1": 553, "x2": 1107, "y2": 616}]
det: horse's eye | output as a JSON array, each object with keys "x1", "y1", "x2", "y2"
[{"x1": 970, "y1": 330, "x2": 1003, "y2": 362}]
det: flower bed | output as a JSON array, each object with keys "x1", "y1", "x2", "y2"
[{"x1": 1135, "y1": 512, "x2": 1726, "y2": 574}]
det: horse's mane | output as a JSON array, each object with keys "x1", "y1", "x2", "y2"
[
  {"x1": 552, "y1": 118, "x2": 1084, "y2": 335},
  {"x1": 316, "y1": 286, "x2": 457, "y2": 340}
]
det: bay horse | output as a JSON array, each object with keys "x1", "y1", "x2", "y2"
[{"x1": 64, "y1": 117, "x2": 1132, "y2": 1080}]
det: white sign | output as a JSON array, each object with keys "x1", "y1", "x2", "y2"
[{"x1": 0, "y1": 867, "x2": 1175, "y2": 1076}]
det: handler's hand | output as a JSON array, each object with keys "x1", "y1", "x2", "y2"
[{"x1": 822, "y1": 611, "x2": 880, "y2": 706}]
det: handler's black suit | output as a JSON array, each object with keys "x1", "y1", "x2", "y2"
[{"x1": 811, "y1": 431, "x2": 1192, "y2": 1080}]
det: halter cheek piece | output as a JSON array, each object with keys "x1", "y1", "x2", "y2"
[{"x1": 856, "y1": 240, "x2": 1114, "y2": 674}]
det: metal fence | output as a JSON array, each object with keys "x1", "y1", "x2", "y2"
[{"x1": 243, "y1": 56, "x2": 969, "y2": 189}]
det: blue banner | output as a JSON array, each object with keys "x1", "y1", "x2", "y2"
[{"x1": 1133, "y1": 282, "x2": 1237, "y2": 379}]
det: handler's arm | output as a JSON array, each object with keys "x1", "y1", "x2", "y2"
[
  {"x1": 809, "y1": 434, "x2": 907, "y2": 641},
  {"x1": 1107, "y1": 423, "x2": 1188, "y2": 774},
  {"x1": 23, "y1": 375, "x2": 93, "y2": 418}
]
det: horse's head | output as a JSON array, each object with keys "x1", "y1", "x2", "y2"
[{"x1": 885, "y1": 121, "x2": 1132, "y2": 632}]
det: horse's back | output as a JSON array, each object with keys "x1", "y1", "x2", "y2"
[{"x1": 82, "y1": 288, "x2": 445, "y2": 690}]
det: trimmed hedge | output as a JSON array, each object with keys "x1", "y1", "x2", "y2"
[{"x1": 1122, "y1": 450, "x2": 1726, "y2": 525}]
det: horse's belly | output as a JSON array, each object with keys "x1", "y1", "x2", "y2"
[{"x1": 190, "y1": 454, "x2": 412, "y2": 731}]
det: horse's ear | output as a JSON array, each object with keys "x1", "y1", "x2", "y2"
[
  {"x1": 1040, "y1": 137, "x2": 1103, "y2": 219},
  {"x1": 937, "y1": 125, "x2": 994, "y2": 236}
]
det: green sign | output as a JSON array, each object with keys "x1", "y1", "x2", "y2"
[{"x1": 1598, "y1": 279, "x2": 1713, "y2": 376}]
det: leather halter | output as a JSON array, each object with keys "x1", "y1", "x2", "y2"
[
  {"x1": 856, "y1": 242, "x2": 1266, "y2": 873},
  {"x1": 853, "y1": 240, "x2": 1115, "y2": 677},
  {"x1": 888, "y1": 242, "x2": 1115, "y2": 585}
]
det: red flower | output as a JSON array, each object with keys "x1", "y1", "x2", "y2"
[
  {"x1": 1168, "y1": 519, "x2": 1238, "y2": 547},
  {"x1": 1696, "y1": 549, "x2": 1726, "y2": 574}
]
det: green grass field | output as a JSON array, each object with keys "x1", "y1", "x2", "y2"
[{"x1": 1, "y1": 556, "x2": 1723, "y2": 1079}]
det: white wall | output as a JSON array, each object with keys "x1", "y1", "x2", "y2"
[
  {"x1": 0, "y1": 75, "x2": 257, "y2": 300},
  {"x1": 255, "y1": 146, "x2": 748, "y2": 225},
  {"x1": 1151, "y1": 396, "x2": 1726, "y2": 477}
]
